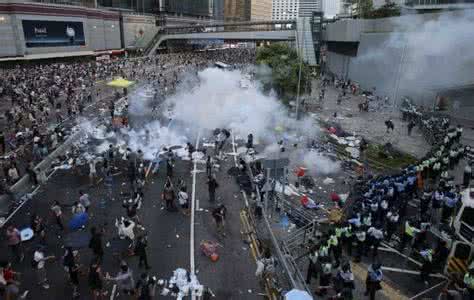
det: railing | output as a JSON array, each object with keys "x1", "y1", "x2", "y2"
[
  {"x1": 404, "y1": 0, "x2": 474, "y2": 6},
  {"x1": 161, "y1": 20, "x2": 296, "y2": 35}
]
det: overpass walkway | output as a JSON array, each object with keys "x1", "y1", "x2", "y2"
[{"x1": 147, "y1": 30, "x2": 296, "y2": 56}]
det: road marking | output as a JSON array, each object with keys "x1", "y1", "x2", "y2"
[
  {"x1": 380, "y1": 242, "x2": 422, "y2": 267},
  {"x1": 110, "y1": 284, "x2": 117, "y2": 300},
  {"x1": 230, "y1": 130, "x2": 239, "y2": 167},
  {"x1": 409, "y1": 280, "x2": 447, "y2": 300},
  {"x1": 231, "y1": 131, "x2": 249, "y2": 208},
  {"x1": 351, "y1": 262, "x2": 409, "y2": 300},
  {"x1": 381, "y1": 266, "x2": 447, "y2": 279},
  {"x1": 190, "y1": 131, "x2": 200, "y2": 300}
]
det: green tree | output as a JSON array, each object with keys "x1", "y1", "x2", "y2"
[
  {"x1": 368, "y1": 2, "x2": 401, "y2": 18},
  {"x1": 256, "y1": 43, "x2": 312, "y2": 102}
]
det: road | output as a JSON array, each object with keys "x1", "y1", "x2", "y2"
[{"x1": 0, "y1": 128, "x2": 262, "y2": 299}]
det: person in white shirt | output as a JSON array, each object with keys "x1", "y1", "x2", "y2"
[
  {"x1": 33, "y1": 246, "x2": 55, "y2": 289},
  {"x1": 71, "y1": 201, "x2": 85, "y2": 215},
  {"x1": 178, "y1": 188, "x2": 189, "y2": 215},
  {"x1": 116, "y1": 217, "x2": 135, "y2": 241}
]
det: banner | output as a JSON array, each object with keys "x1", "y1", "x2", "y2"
[{"x1": 22, "y1": 20, "x2": 86, "y2": 48}]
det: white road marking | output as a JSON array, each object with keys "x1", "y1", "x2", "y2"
[
  {"x1": 381, "y1": 266, "x2": 447, "y2": 279},
  {"x1": 231, "y1": 131, "x2": 249, "y2": 208},
  {"x1": 109, "y1": 284, "x2": 117, "y2": 300},
  {"x1": 409, "y1": 280, "x2": 447, "y2": 300},
  {"x1": 190, "y1": 131, "x2": 201, "y2": 300}
]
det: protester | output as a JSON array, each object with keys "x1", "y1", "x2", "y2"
[{"x1": 212, "y1": 204, "x2": 227, "y2": 237}]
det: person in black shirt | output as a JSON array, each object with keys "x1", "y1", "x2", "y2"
[
  {"x1": 134, "y1": 235, "x2": 150, "y2": 270},
  {"x1": 89, "y1": 227, "x2": 104, "y2": 262},
  {"x1": 212, "y1": 204, "x2": 227, "y2": 237},
  {"x1": 207, "y1": 175, "x2": 219, "y2": 202}
]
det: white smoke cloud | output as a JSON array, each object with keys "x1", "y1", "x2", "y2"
[
  {"x1": 79, "y1": 67, "x2": 322, "y2": 162},
  {"x1": 166, "y1": 67, "x2": 318, "y2": 144},
  {"x1": 289, "y1": 149, "x2": 340, "y2": 176},
  {"x1": 349, "y1": 11, "x2": 474, "y2": 104}
]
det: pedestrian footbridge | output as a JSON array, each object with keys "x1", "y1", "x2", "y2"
[
  {"x1": 148, "y1": 30, "x2": 296, "y2": 55},
  {"x1": 145, "y1": 20, "x2": 317, "y2": 66}
]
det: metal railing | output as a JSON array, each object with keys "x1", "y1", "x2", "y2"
[
  {"x1": 161, "y1": 20, "x2": 296, "y2": 35},
  {"x1": 404, "y1": 0, "x2": 474, "y2": 5}
]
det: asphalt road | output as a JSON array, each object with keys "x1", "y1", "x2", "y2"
[{"x1": 0, "y1": 131, "x2": 262, "y2": 299}]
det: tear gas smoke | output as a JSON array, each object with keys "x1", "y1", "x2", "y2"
[
  {"x1": 350, "y1": 11, "x2": 474, "y2": 105},
  {"x1": 79, "y1": 67, "x2": 322, "y2": 162},
  {"x1": 289, "y1": 149, "x2": 341, "y2": 176}
]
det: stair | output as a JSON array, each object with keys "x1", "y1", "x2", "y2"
[
  {"x1": 144, "y1": 31, "x2": 163, "y2": 56},
  {"x1": 296, "y1": 17, "x2": 317, "y2": 66}
]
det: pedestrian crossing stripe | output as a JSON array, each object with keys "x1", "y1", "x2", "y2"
[
  {"x1": 351, "y1": 262, "x2": 408, "y2": 300},
  {"x1": 447, "y1": 257, "x2": 468, "y2": 275}
]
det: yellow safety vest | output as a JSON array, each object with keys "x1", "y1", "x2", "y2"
[
  {"x1": 464, "y1": 273, "x2": 474, "y2": 289},
  {"x1": 405, "y1": 222, "x2": 415, "y2": 237},
  {"x1": 329, "y1": 235, "x2": 338, "y2": 247}
]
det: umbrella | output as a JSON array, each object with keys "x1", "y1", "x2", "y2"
[
  {"x1": 69, "y1": 212, "x2": 89, "y2": 230},
  {"x1": 284, "y1": 289, "x2": 313, "y2": 300},
  {"x1": 107, "y1": 78, "x2": 135, "y2": 88},
  {"x1": 64, "y1": 231, "x2": 91, "y2": 248},
  {"x1": 20, "y1": 228, "x2": 34, "y2": 242}
]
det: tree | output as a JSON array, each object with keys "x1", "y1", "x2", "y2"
[
  {"x1": 368, "y1": 2, "x2": 401, "y2": 18},
  {"x1": 256, "y1": 43, "x2": 312, "y2": 103}
]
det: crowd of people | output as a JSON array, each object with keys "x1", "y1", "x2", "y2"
[
  {"x1": 291, "y1": 74, "x2": 474, "y2": 299},
  {"x1": 0, "y1": 47, "x2": 256, "y2": 299},
  {"x1": 0, "y1": 47, "x2": 256, "y2": 194}
]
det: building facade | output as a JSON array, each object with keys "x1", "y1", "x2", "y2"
[
  {"x1": 213, "y1": 0, "x2": 225, "y2": 20},
  {"x1": 299, "y1": 0, "x2": 320, "y2": 17},
  {"x1": 322, "y1": 0, "x2": 342, "y2": 18},
  {"x1": 223, "y1": 0, "x2": 250, "y2": 22},
  {"x1": 272, "y1": 0, "x2": 299, "y2": 20},
  {"x1": 250, "y1": 0, "x2": 272, "y2": 21},
  {"x1": 162, "y1": 0, "x2": 212, "y2": 17}
]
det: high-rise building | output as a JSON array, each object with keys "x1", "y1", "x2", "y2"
[
  {"x1": 298, "y1": 0, "x2": 320, "y2": 17},
  {"x1": 213, "y1": 0, "x2": 225, "y2": 20},
  {"x1": 322, "y1": 0, "x2": 343, "y2": 18},
  {"x1": 162, "y1": 0, "x2": 212, "y2": 17},
  {"x1": 272, "y1": 0, "x2": 299, "y2": 20},
  {"x1": 272, "y1": 0, "x2": 320, "y2": 20},
  {"x1": 224, "y1": 0, "x2": 251, "y2": 22},
  {"x1": 251, "y1": 0, "x2": 272, "y2": 21}
]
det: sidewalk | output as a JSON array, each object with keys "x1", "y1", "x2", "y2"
[{"x1": 311, "y1": 80, "x2": 431, "y2": 160}]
